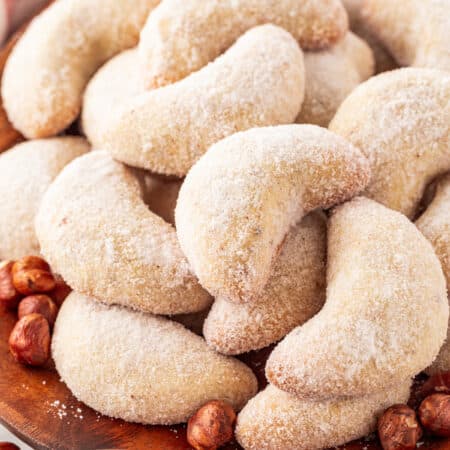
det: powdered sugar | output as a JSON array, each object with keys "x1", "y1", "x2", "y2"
[
  {"x1": 0, "y1": 137, "x2": 89, "y2": 259},
  {"x1": 35, "y1": 151, "x2": 210, "y2": 315},
  {"x1": 204, "y1": 212, "x2": 327, "y2": 354},
  {"x1": 139, "y1": 0, "x2": 348, "y2": 88},
  {"x1": 330, "y1": 68, "x2": 450, "y2": 218},
  {"x1": 266, "y1": 197, "x2": 448, "y2": 400},
  {"x1": 52, "y1": 292, "x2": 257, "y2": 425},
  {"x1": 2, "y1": 0, "x2": 158, "y2": 137},
  {"x1": 176, "y1": 124, "x2": 370, "y2": 303},
  {"x1": 99, "y1": 25, "x2": 305, "y2": 176}
]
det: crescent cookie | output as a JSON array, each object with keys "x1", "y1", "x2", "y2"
[
  {"x1": 35, "y1": 151, "x2": 210, "y2": 315},
  {"x1": 235, "y1": 383, "x2": 411, "y2": 450},
  {"x1": 203, "y1": 212, "x2": 326, "y2": 355},
  {"x1": 342, "y1": 0, "x2": 397, "y2": 73},
  {"x1": 96, "y1": 25, "x2": 305, "y2": 176},
  {"x1": 2, "y1": 0, "x2": 159, "y2": 138},
  {"x1": 329, "y1": 68, "x2": 450, "y2": 218},
  {"x1": 176, "y1": 124, "x2": 370, "y2": 304},
  {"x1": 416, "y1": 174, "x2": 450, "y2": 374},
  {"x1": 0, "y1": 137, "x2": 89, "y2": 260},
  {"x1": 363, "y1": 0, "x2": 450, "y2": 72},
  {"x1": 297, "y1": 32, "x2": 374, "y2": 127},
  {"x1": 266, "y1": 197, "x2": 448, "y2": 400},
  {"x1": 138, "y1": 0, "x2": 348, "y2": 88},
  {"x1": 81, "y1": 49, "x2": 141, "y2": 152},
  {"x1": 52, "y1": 293, "x2": 257, "y2": 425}
]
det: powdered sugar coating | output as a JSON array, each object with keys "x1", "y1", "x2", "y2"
[
  {"x1": 203, "y1": 212, "x2": 326, "y2": 355},
  {"x1": 329, "y1": 68, "x2": 450, "y2": 218},
  {"x1": 2, "y1": 0, "x2": 159, "y2": 138},
  {"x1": 138, "y1": 0, "x2": 348, "y2": 88},
  {"x1": 266, "y1": 197, "x2": 448, "y2": 400},
  {"x1": 99, "y1": 25, "x2": 305, "y2": 176},
  {"x1": 342, "y1": 0, "x2": 397, "y2": 73},
  {"x1": 297, "y1": 32, "x2": 374, "y2": 127},
  {"x1": 81, "y1": 49, "x2": 142, "y2": 151},
  {"x1": 35, "y1": 151, "x2": 210, "y2": 315},
  {"x1": 176, "y1": 124, "x2": 371, "y2": 303},
  {"x1": 236, "y1": 383, "x2": 411, "y2": 450},
  {"x1": 363, "y1": 0, "x2": 450, "y2": 71},
  {"x1": 0, "y1": 137, "x2": 89, "y2": 259},
  {"x1": 416, "y1": 174, "x2": 450, "y2": 374},
  {"x1": 52, "y1": 293, "x2": 257, "y2": 425}
]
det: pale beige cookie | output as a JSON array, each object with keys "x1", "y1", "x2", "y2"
[
  {"x1": 363, "y1": 0, "x2": 450, "y2": 72},
  {"x1": 236, "y1": 383, "x2": 411, "y2": 450},
  {"x1": 35, "y1": 151, "x2": 210, "y2": 315},
  {"x1": 203, "y1": 212, "x2": 326, "y2": 355},
  {"x1": 416, "y1": 174, "x2": 450, "y2": 374},
  {"x1": 52, "y1": 292, "x2": 257, "y2": 425},
  {"x1": 2, "y1": 0, "x2": 159, "y2": 139},
  {"x1": 297, "y1": 32, "x2": 374, "y2": 127},
  {"x1": 266, "y1": 197, "x2": 448, "y2": 400},
  {"x1": 329, "y1": 68, "x2": 450, "y2": 218},
  {"x1": 139, "y1": 0, "x2": 348, "y2": 88},
  {"x1": 176, "y1": 125, "x2": 370, "y2": 304},
  {"x1": 342, "y1": 0, "x2": 397, "y2": 73},
  {"x1": 98, "y1": 25, "x2": 305, "y2": 176},
  {"x1": 0, "y1": 137, "x2": 89, "y2": 260},
  {"x1": 81, "y1": 49, "x2": 141, "y2": 151}
]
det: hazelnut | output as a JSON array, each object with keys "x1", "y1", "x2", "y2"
[
  {"x1": 0, "y1": 443, "x2": 20, "y2": 450},
  {"x1": 421, "y1": 372, "x2": 450, "y2": 398},
  {"x1": 418, "y1": 393, "x2": 450, "y2": 437},
  {"x1": 0, "y1": 261, "x2": 21, "y2": 309},
  {"x1": 378, "y1": 404, "x2": 422, "y2": 450},
  {"x1": 12, "y1": 255, "x2": 56, "y2": 295},
  {"x1": 18, "y1": 295, "x2": 58, "y2": 327},
  {"x1": 9, "y1": 313, "x2": 50, "y2": 366},
  {"x1": 50, "y1": 274, "x2": 71, "y2": 306},
  {"x1": 187, "y1": 400, "x2": 236, "y2": 450}
]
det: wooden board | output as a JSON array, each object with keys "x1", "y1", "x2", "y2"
[{"x1": 1, "y1": 307, "x2": 450, "y2": 450}]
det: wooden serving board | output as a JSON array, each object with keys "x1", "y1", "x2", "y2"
[{"x1": 1, "y1": 307, "x2": 450, "y2": 450}]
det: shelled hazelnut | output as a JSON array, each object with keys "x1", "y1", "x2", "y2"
[
  {"x1": 0, "y1": 261, "x2": 21, "y2": 309},
  {"x1": 378, "y1": 404, "x2": 422, "y2": 450},
  {"x1": 418, "y1": 393, "x2": 450, "y2": 437},
  {"x1": 12, "y1": 255, "x2": 56, "y2": 295},
  {"x1": 18, "y1": 294, "x2": 58, "y2": 327},
  {"x1": 8, "y1": 313, "x2": 50, "y2": 366},
  {"x1": 187, "y1": 400, "x2": 236, "y2": 450}
]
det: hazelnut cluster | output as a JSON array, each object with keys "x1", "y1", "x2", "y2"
[
  {"x1": 378, "y1": 373, "x2": 450, "y2": 449},
  {"x1": 0, "y1": 256, "x2": 71, "y2": 367}
]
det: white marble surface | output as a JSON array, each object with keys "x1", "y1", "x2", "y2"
[{"x1": 0, "y1": 425, "x2": 32, "y2": 449}]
